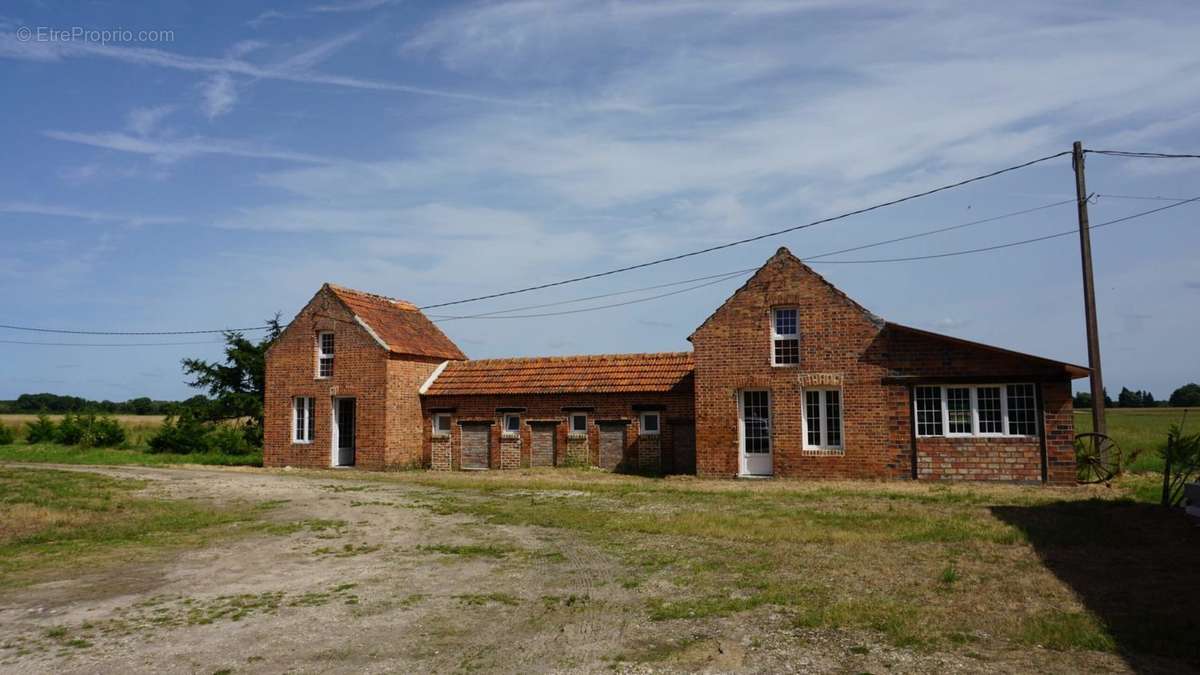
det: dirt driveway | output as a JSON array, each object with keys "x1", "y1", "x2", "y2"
[{"x1": 0, "y1": 465, "x2": 1137, "y2": 674}]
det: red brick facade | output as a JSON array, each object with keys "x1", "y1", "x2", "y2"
[
  {"x1": 420, "y1": 391, "x2": 694, "y2": 473},
  {"x1": 263, "y1": 286, "x2": 456, "y2": 470},
  {"x1": 266, "y1": 248, "x2": 1084, "y2": 483}
]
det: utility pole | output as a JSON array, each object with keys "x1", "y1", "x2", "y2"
[{"x1": 1072, "y1": 140, "x2": 1106, "y2": 440}]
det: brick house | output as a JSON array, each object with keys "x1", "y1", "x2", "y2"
[{"x1": 265, "y1": 248, "x2": 1086, "y2": 483}]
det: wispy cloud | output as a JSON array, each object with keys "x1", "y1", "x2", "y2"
[
  {"x1": 200, "y1": 73, "x2": 238, "y2": 119},
  {"x1": 126, "y1": 105, "x2": 175, "y2": 136},
  {"x1": 0, "y1": 201, "x2": 182, "y2": 226},
  {"x1": 249, "y1": 0, "x2": 401, "y2": 26},
  {"x1": 43, "y1": 129, "x2": 336, "y2": 164},
  {"x1": 0, "y1": 32, "x2": 533, "y2": 105}
]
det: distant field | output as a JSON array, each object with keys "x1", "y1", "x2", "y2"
[
  {"x1": 0, "y1": 414, "x2": 165, "y2": 447},
  {"x1": 1074, "y1": 407, "x2": 1198, "y2": 473}
]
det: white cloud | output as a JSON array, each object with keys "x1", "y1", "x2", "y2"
[
  {"x1": 125, "y1": 105, "x2": 175, "y2": 136},
  {"x1": 200, "y1": 73, "x2": 238, "y2": 119}
]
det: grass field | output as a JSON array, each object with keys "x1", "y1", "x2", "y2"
[
  {"x1": 375, "y1": 468, "x2": 1200, "y2": 667},
  {"x1": 1074, "y1": 407, "x2": 1198, "y2": 473},
  {"x1": 0, "y1": 413, "x2": 165, "y2": 447},
  {"x1": 0, "y1": 467, "x2": 263, "y2": 588}
]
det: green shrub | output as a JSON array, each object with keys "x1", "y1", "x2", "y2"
[
  {"x1": 207, "y1": 425, "x2": 254, "y2": 455},
  {"x1": 147, "y1": 412, "x2": 211, "y2": 454},
  {"x1": 87, "y1": 415, "x2": 127, "y2": 447},
  {"x1": 26, "y1": 414, "x2": 58, "y2": 444},
  {"x1": 52, "y1": 413, "x2": 127, "y2": 447},
  {"x1": 0, "y1": 424, "x2": 14, "y2": 445},
  {"x1": 55, "y1": 413, "x2": 85, "y2": 445}
]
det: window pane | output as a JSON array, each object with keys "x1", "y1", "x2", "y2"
[
  {"x1": 1006, "y1": 384, "x2": 1037, "y2": 435},
  {"x1": 320, "y1": 333, "x2": 335, "y2": 354},
  {"x1": 306, "y1": 398, "x2": 315, "y2": 440},
  {"x1": 915, "y1": 386, "x2": 943, "y2": 436},
  {"x1": 742, "y1": 391, "x2": 770, "y2": 453},
  {"x1": 946, "y1": 387, "x2": 972, "y2": 434},
  {"x1": 774, "y1": 338, "x2": 800, "y2": 364},
  {"x1": 977, "y1": 387, "x2": 1003, "y2": 433},
  {"x1": 805, "y1": 390, "x2": 821, "y2": 446},
  {"x1": 643, "y1": 414, "x2": 659, "y2": 432},
  {"x1": 294, "y1": 398, "x2": 304, "y2": 441},
  {"x1": 773, "y1": 308, "x2": 797, "y2": 336},
  {"x1": 571, "y1": 415, "x2": 586, "y2": 433},
  {"x1": 825, "y1": 390, "x2": 842, "y2": 447},
  {"x1": 505, "y1": 415, "x2": 520, "y2": 433}
]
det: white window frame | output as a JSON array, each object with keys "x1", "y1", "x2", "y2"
[
  {"x1": 802, "y1": 388, "x2": 843, "y2": 454},
  {"x1": 913, "y1": 384, "x2": 1037, "y2": 438},
  {"x1": 569, "y1": 413, "x2": 588, "y2": 436},
  {"x1": 432, "y1": 413, "x2": 452, "y2": 437},
  {"x1": 316, "y1": 331, "x2": 335, "y2": 379},
  {"x1": 771, "y1": 307, "x2": 800, "y2": 366},
  {"x1": 639, "y1": 411, "x2": 660, "y2": 436},
  {"x1": 292, "y1": 396, "x2": 314, "y2": 444},
  {"x1": 502, "y1": 413, "x2": 521, "y2": 437}
]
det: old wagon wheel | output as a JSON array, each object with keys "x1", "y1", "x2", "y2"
[{"x1": 1075, "y1": 432, "x2": 1122, "y2": 484}]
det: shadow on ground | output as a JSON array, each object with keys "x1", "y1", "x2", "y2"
[{"x1": 992, "y1": 499, "x2": 1200, "y2": 673}]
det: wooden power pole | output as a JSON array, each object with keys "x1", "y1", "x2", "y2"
[{"x1": 1072, "y1": 141, "x2": 1107, "y2": 438}]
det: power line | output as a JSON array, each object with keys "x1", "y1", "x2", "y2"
[
  {"x1": 429, "y1": 196, "x2": 1077, "y2": 320},
  {"x1": 433, "y1": 270, "x2": 748, "y2": 320},
  {"x1": 812, "y1": 195, "x2": 1200, "y2": 264},
  {"x1": 1087, "y1": 150, "x2": 1200, "y2": 159},
  {"x1": 0, "y1": 339, "x2": 226, "y2": 347},
  {"x1": 428, "y1": 268, "x2": 757, "y2": 320},
  {"x1": 416, "y1": 150, "x2": 1073, "y2": 309},
  {"x1": 0, "y1": 323, "x2": 274, "y2": 336}
]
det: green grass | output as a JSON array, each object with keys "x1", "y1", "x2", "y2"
[
  {"x1": 0, "y1": 442, "x2": 261, "y2": 467},
  {"x1": 0, "y1": 467, "x2": 263, "y2": 587},
  {"x1": 1075, "y1": 407, "x2": 1198, "y2": 473},
  {"x1": 380, "y1": 469, "x2": 1198, "y2": 665}
]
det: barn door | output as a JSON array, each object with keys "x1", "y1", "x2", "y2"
[
  {"x1": 529, "y1": 422, "x2": 556, "y2": 467},
  {"x1": 597, "y1": 422, "x2": 626, "y2": 471},
  {"x1": 460, "y1": 423, "x2": 491, "y2": 470}
]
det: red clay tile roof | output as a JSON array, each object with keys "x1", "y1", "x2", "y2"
[
  {"x1": 423, "y1": 351, "x2": 694, "y2": 396},
  {"x1": 326, "y1": 284, "x2": 466, "y2": 360}
]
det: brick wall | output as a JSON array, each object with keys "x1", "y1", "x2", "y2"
[
  {"x1": 690, "y1": 249, "x2": 1078, "y2": 482},
  {"x1": 385, "y1": 355, "x2": 444, "y2": 468},
  {"x1": 264, "y1": 287, "x2": 447, "y2": 470},
  {"x1": 422, "y1": 391, "x2": 692, "y2": 473},
  {"x1": 264, "y1": 288, "x2": 389, "y2": 469}
]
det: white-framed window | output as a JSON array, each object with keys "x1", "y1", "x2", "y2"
[
  {"x1": 803, "y1": 389, "x2": 843, "y2": 454},
  {"x1": 639, "y1": 411, "x2": 660, "y2": 435},
  {"x1": 293, "y1": 396, "x2": 315, "y2": 443},
  {"x1": 771, "y1": 307, "x2": 800, "y2": 365},
  {"x1": 503, "y1": 413, "x2": 521, "y2": 436},
  {"x1": 317, "y1": 332, "x2": 335, "y2": 378},
  {"x1": 913, "y1": 384, "x2": 1039, "y2": 437},
  {"x1": 432, "y1": 413, "x2": 452, "y2": 437},
  {"x1": 569, "y1": 413, "x2": 588, "y2": 436}
]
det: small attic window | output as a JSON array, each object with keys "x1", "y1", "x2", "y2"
[
  {"x1": 772, "y1": 307, "x2": 799, "y2": 365},
  {"x1": 317, "y1": 332, "x2": 335, "y2": 378}
]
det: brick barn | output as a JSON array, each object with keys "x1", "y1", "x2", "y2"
[{"x1": 264, "y1": 247, "x2": 1087, "y2": 483}]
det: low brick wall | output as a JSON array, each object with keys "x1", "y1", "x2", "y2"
[{"x1": 916, "y1": 437, "x2": 1042, "y2": 482}]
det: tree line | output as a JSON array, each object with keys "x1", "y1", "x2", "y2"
[
  {"x1": 1074, "y1": 383, "x2": 1200, "y2": 409},
  {"x1": 0, "y1": 393, "x2": 182, "y2": 415}
]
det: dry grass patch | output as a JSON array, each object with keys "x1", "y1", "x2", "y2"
[{"x1": 0, "y1": 467, "x2": 263, "y2": 588}]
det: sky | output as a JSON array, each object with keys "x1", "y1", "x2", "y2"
[{"x1": 1, "y1": 0, "x2": 1199, "y2": 402}]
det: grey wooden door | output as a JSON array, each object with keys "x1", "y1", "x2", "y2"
[
  {"x1": 671, "y1": 421, "x2": 695, "y2": 475},
  {"x1": 597, "y1": 422, "x2": 626, "y2": 471},
  {"x1": 530, "y1": 423, "x2": 556, "y2": 467},
  {"x1": 460, "y1": 423, "x2": 490, "y2": 469}
]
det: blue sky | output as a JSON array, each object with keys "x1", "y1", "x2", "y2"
[{"x1": 2, "y1": 0, "x2": 1199, "y2": 402}]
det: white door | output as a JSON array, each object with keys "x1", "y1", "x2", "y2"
[{"x1": 738, "y1": 390, "x2": 772, "y2": 476}]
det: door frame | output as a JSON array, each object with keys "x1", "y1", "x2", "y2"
[
  {"x1": 331, "y1": 396, "x2": 356, "y2": 468},
  {"x1": 737, "y1": 389, "x2": 773, "y2": 477}
]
